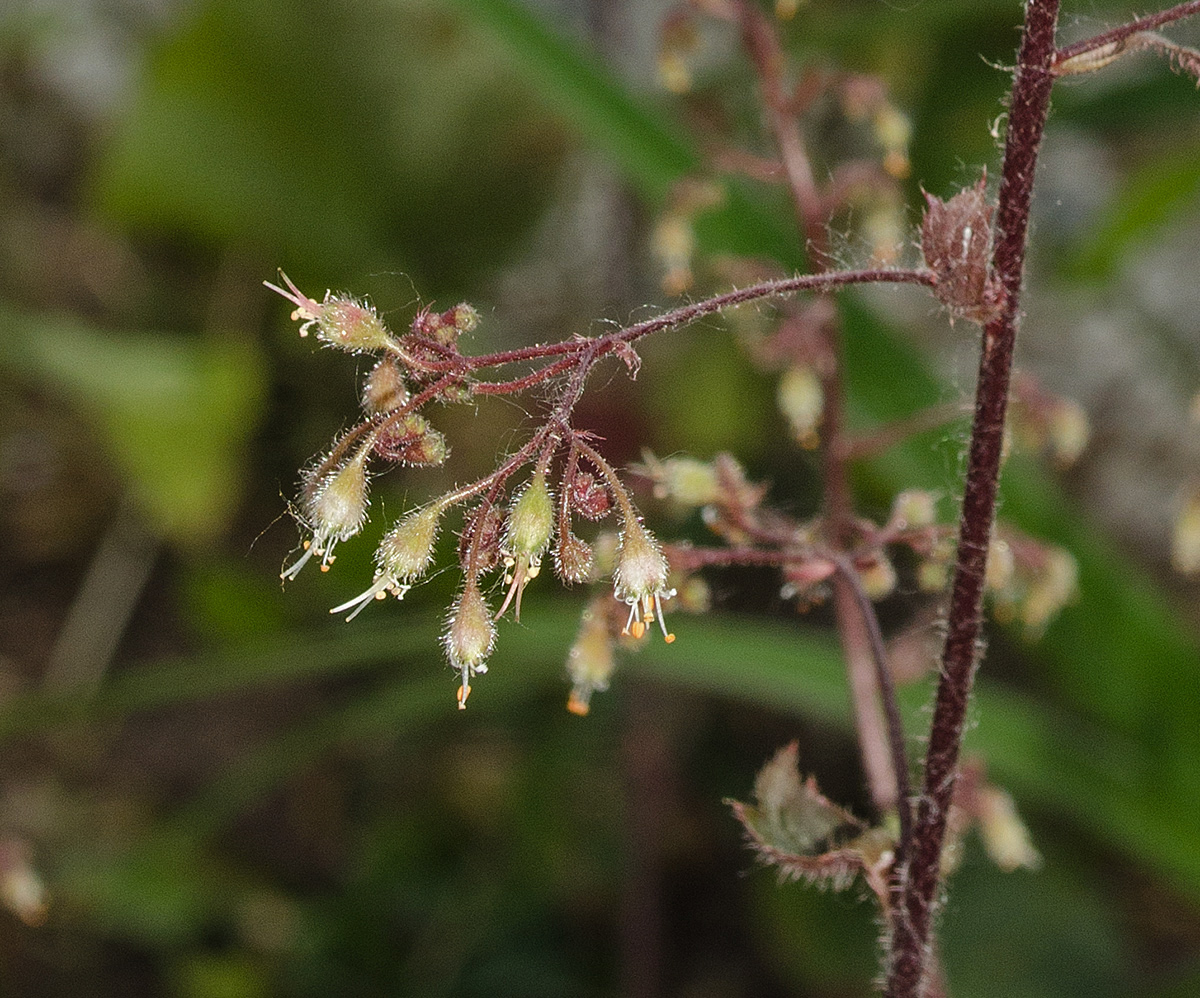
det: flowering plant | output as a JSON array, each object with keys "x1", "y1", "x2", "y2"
[{"x1": 270, "y1": 2, "x2": 1200, "y2": 994}]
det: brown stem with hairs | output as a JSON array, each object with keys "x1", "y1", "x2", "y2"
[{"x1": 885, "y1": 1, "x2": 1062, "y2": 994}]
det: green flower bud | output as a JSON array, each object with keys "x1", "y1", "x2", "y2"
[
  {"x1": 1173, "y1": 487, "x2": 1200, "y2": 574},
  {"x1": 505, "y1": 473, "x2": 554, "y2": 559},
  {"x1": 451, "y1": 303, "x2": 479, "y2": 333},
  {"x1": 858, "y1": 556, "x2": 897, "y2": 601},
  {"x1": 380, "y1": 506, "x2": 442, "y2": 582},
  {"x1": 1021, "y1": 547, "x2": 1077, "y2": 635},
  {"x1": 316, "y1": 296, "x2": 393, "y2": 352},
  {"x1": 891, "y1": 489, "x2": 938, "y2": 530},
  {"x1": 266, "y1": 273, "x2": 395, "y2": 353},
  {"x1": 362, "y1": 359, "x2": 409, "y2": 415},
  {"x1": 651, "y1": 455, "x2": 721, "y2": 507},
  {"x1": 778, "y1": 365, "x2": 823, "y2": 449},
  {"x1": 328, "y1": 504, "x2": 443, "y2": 622}
]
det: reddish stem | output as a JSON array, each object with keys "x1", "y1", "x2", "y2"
[
  {"x1": 1054, "y1": 0, "x2": 1200, "y2": 64},
  {"x1": 885, "y1": 1, "x2": 1062, "y2": 994}
]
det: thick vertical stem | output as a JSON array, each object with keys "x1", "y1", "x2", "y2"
[{"x1": 885, "y1": 1, "x2": 1061, "y2": 995}]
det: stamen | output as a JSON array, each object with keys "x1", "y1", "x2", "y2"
[
  {"x1": 457, "y1": 668, "x2": 471, "y2": 710},
  {"x1": 329, "y1": 575, "x2": 406, "y2": 621},
  {"x1": 654, "y1": 593, "x2": 677, "y2": 643},
  {"x1": 623, "y1": 601, "x2": 639, "y2": 636},
  {"x1": 280, "y1": 542, "x2": 317, "y2": 581},
  {"x1": 566, "y1": 691, "x2": 591, "y2": 716}
]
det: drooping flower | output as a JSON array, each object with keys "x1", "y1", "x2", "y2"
[
  {"x1": 495, "y1": 472, "x2": 554, "y2": 621},
  {"x1": 444, "y1": 577, "x2": 497, "y2": 709},
  {"x1": 282, "y1": 447, "x2": 371, "y2": 581},
  {"x1": 613, "y1": 515, "x2": 676, "y2": 643},
  {"x1": 329, "y1": 504, "x2": 443, "y2": 621},
  {"x1": 566, "y1": 601, "x2": 616, "y2": 716}
]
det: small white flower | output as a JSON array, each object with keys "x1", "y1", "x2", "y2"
[{"x1": 613, "y1": 517, "x2": 676, "y2": 643}]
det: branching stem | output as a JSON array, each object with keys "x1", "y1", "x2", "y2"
[{"x1": 1055, "y1": 0, "x2": 1200, "y2": 65}]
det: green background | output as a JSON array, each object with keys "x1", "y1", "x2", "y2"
[{"x1": 1, "y1": 0, "x2": 1199, "y2": 994}]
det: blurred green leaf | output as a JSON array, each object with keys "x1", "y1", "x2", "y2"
[
  {"x1": 1063, "y1": 147, "x2": 1200, "y2": 280},
  {"x1": 0, "y1": 305, "x2": 264, "y2": 544},
  {"x1": 7, "y1": 601, "x2": 1197, "y2": 904},
  {"x1": 91, "y1": 0, "x2": 565, "y2": 290}
]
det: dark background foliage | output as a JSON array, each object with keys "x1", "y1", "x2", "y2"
[{"x1": 2, "y1": 0, "x2": 1200, "y2": 995}]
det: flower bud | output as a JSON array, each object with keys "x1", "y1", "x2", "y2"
[
  {"x1": 1048, "y1": 399, "x2": 1089, "y2": 467},
  {"x1": 653, "y1": 214, "x2": 695, "y2": 294},
  {"x1": 460, "y1": 502, "x2": 506, "y2": 573},
  {"x1": 362, "y1": 359, "x2": 409, "y2": 415},
  {"x1": 873, "y1": 104, "x2": 911, "y2": 179},
  {"x1": 0, "y1": 841, "x2": 46, "y2": 927},
  {"x1": 977, "y1": 786, "x2": 1041, "y2": 872},
  {"x1": 328, "y1": 504, "x2": 443, "y2": 621},
  {"x1": 921, "y1": 178, "x2": 1002, "y2": 324},
  {"x1": 505, "y1": 473, "x2": 554, "y2": 560},
  {"x1": 1021, "y1": 547, "x2": 1077, "y2": 635},
  {"x1": 917, "y1": 537, "x2": 954, "y2": 593},
  {"x1": 266, "y1": 272, "x2": 395, "y2": 352},
  {"x1": 317, "y1": 296, "x2": 393, "y2": 352},
  {"x1": 496, "y1": 474, "x2": 555, "y2": 621},
  {"x1": 566, "y1": 604, "x2": 617, "y2": 716},
  {"x1": 1172, "y1": 487, "x2": 1200, "y2": 574},
  {"x1": 569, "y1": 472, "x2": 612, "y2": 521},
  {"x1": 656, "y1": 456, "x2": 722, "y2": 507},
  {"x1": 444, "y1": 578, "x2": 496, "y2": 708},
  {"x1": 450, "y1": 303, "x2": 479, "y2": 333},
  {"x1": 778, "y1": 365, "x2": 823, "y2": 448},
  {"x1": 856, "y1": 554, "x2": 897, "y2": 601},
  {"x1": 309, "y1": 453, "x2": 369, "y2": 536},
  {"x1": 891, "y1": 489, "x2": 938, "y2": 530},
  {"x1": 554, "y1": 531, "x2": 595, "y2": 584},
  {"x1": 657, "y1": 12, "x2": 699, "y2": 94},
  {"x1": 374, "y1": 414, "x2": 448, "y2": 466},
  {"x1": 985, "y1": 538, "x2": 1015, "y2": 594}
]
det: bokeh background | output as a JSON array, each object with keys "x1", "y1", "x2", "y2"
[{"x1": 2, "y1": 0, "x2": 1200, "y2": 995}]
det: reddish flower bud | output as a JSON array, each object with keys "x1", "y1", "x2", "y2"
[
  {"x1": 554, "y1": 531, "x2": 595, "y2": 584},
  {"x1": 921, "y1": 178, "x2": 1003, "y2": 324},
  {"x1": 569, "y1": 472, "x2": 612, "y2": 521},
  {"x1": 362, "y1": 358, "x2": 409, "y2": 415},
  {"x1": 373, "y1": 414, "x2": 448, "y2": 466},
  {"x1": 459, "y1": 502, "x2": 506, "y2": 573}
]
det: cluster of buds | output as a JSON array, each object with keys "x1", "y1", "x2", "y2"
[
  {"x1": 985, "y1": 527, "x2": 1079, "y2": 636},
  {"x1": 269, "y1": 268, "x2": 681, "y2": 709},
  {"x1": 1009, "y1": 372, "x2": 1091, "y2": 469}
]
